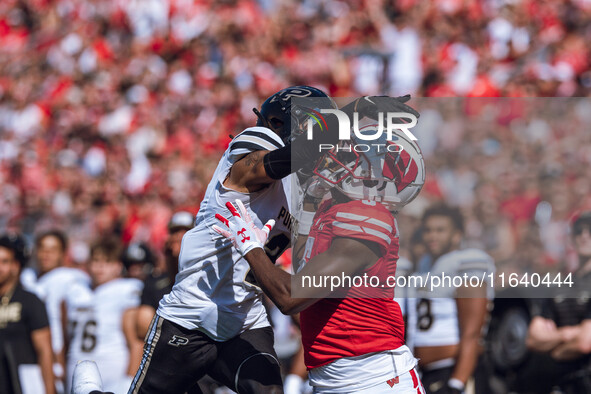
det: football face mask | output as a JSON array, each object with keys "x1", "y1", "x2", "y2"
[{"x1": 313, "y1": 121, "x2": 425, "y2": 211}]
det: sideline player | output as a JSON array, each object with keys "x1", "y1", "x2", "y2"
[
  {"x1": 121, "y1": 242, "x2": 156, "y2": 282},
  {"x1": 136, "y1": 211, "x2": 194, "y2": 338},
  {"x1": 127, "y1": 86, "x2": 337, "y2": 394},
  {"x1": 214, "y1": 112, "x2": 427, "y2": 393},
  {"x1": 21, "y1": 229, "x2": 89, "y2": 389},
  {"x1": 64, "y1": 238, "x2": 143, "y2": 393},
  {"x1": 409, "y1": 205, "x2": 495, "y2": 394},
  {"x1": 0, "y1": 233, "x2": 56, "y2": 394}
]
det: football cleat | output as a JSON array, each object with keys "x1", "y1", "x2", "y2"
[{"x1": 71, "y1": 360, "x2": 107, "y2": 394}]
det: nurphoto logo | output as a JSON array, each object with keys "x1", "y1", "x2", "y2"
[{"x1": 306, "y1": 110, "x2": 418, "y2": 141}]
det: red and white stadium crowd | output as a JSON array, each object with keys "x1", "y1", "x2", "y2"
[
  {"x1": 1, "y1": 0, "x2": 591, "y2": 392},
  {"x1": 1, "y1": 0, "x2": 590, "y2": 270}
]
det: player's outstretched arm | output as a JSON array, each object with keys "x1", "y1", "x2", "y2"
[
  {"x1": 225, "y1": 143, "x2": 309, "y2": 191},
  {"x1": 225, "y1": 150, "x2": 276, "y2": 192},
  {"x1": 250, "y1": 237, "x2": 379, "y2": 314},
  {"x1": 228, "y1": 102, "x2": 362, "y2": 192},
  {"x1": 213, "y1": 200, "x2": 379, "y2": 314},
  {"x1": 226, "y1": 132, "x2": 331, "y2": 192}
]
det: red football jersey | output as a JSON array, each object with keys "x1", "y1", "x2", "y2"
[{"x1": 300, "y1": 199, "x2": 405, "y2": 369}]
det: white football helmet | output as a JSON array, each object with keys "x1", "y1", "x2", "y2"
[{"x1": 313, "y1": 118, "x2": 425, "y2": 211}]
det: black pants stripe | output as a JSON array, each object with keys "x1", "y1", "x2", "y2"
[
  {"x1": 129, "y1": 315, "x2": 164, "y2": 393},
  {"x1": 128, "y1": 315, "x2": 282, "y2": 394}
]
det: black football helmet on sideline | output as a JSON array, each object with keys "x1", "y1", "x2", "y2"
[
  {"x1": 121, "y1": 242, "x2": 155, "y2": 280},
  {"x1": 253, "y1": 86, "x2": 335, "y2": 144}
]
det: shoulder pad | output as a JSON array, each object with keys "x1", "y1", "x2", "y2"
[{"x1": 455, "y1": 248, "x2": 494, "y2": 273}]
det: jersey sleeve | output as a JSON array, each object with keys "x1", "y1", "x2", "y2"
[
  {"x1": 55, "y1": 268, "x2": 91, "y2": 303},
  {"x1": 140, "y1": 279, "x2": 159, "y2": 309},
  {"x1": 120, "y1": 279, "x2": 143, "y2": 310},
  {"x1": 455, "y1": 249, "x2": 495, "y2": 298},
  {"x1": 330, "y1": 202, "x2": 396, "y2": 252},
  {"x1": 25, "y1": 291, "x2": 50, "y2": 331},
  {"x1": 456, "y1": 249, "x2": 495, "y2": 277},
  {"x1": 227, "y1": 127, "x2": 284, "y2": 163}
]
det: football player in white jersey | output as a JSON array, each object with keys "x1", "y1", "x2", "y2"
[
  {"x1": 20, "y1": 229, "x2": 89, "y2": 390},
  {"x1": 408, "y1": 205, "x2": 495, "y2": 394},
  {"x1": 64, "y1": 238, "x2": 143, "y2": 393},
  {"x1": 127, "y1": 86, "x2": 338, "y2": 394}
]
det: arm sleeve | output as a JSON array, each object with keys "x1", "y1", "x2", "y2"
[
  {"x1": 140, "y1": 284, "x2": 153, "y2": 308},
  {"x1": 228, "y1": 127, "x2": 284, "y2": 163},
  {"x1": 26, "y1": 293, "x2": 50, "y2": 331},
  {"x1": 263, "y1": 146, "x2": 291, "y2": 180}
]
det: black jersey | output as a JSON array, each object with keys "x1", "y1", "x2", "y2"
[{"x1": 0, "y1": 283, "x2": 49, "y2": 394}]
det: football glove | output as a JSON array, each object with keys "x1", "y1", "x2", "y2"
[{"x1": 212, "y1": 199, "x2": 275, "y2": 256}]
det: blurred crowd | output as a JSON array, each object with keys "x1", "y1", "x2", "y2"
[
  {"x1": 1, "y1": 0, "x2": 591, "y2": 268},
  {"x1": 402, "y1": 98, "x2": 591, "y2": 276}
]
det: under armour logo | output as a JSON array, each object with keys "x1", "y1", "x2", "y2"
[
  {"x1": 168, "y1": 335, "x2": 189, "y2": 347},
  {"x1": 237, "y1": 228, "x2": 250, "y2": 243},
  {"x1": 386, "y1": 377, "x2": 399, "y2": 388}
]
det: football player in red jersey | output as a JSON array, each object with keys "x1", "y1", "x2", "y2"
[{"x1": 214, "y1": 107, "x2": 427, "y2": 393}]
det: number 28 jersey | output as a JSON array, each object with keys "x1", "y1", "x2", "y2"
[
  {"x1": 300, "y1": 199, "x2": 406, "y2": 369},
  {"x1": 158, "y1": 127, "x2": 293, "y2": 341}
]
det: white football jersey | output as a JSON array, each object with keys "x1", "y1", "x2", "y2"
[
  {"x1": 409, "y1": 248, "x2": 495, "y2": 347},
  {"x1": 157, "y1": 127, "x2": 293, "y2": 341},
  {"x1": 65, "y1": 278, "x2": 142, "y2": 393},
  {"x1": 21, "y1": 266, "x2": 90, "y2": 354}
]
